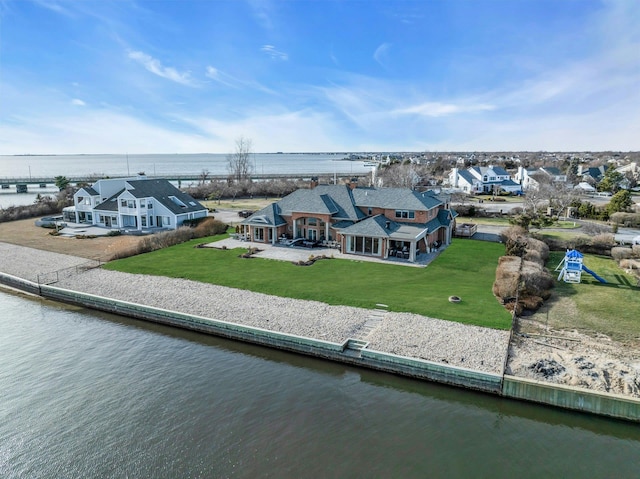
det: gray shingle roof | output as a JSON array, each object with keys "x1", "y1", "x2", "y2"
[
  {"x1": 458, "y1": 170, "x2": 477, "y2": 184},
  {"x1": 242, "y1": 203, "x2": 287, "y2": 227},
  {"x1": 78, "y1": 186, "x2": 99, "y2": 196},
  {"x1": 125, "y1": 179, "x2": 206, "y2": 214},
  {"x1": 93, "y1": 189, "x2": 124, "y2": 212},
  {"x1": 352, "y1": 187, "x2": 442, "y2": 210},
  {"x1": 340, "y1": 214, "x2": 429, "y2": 240},
  {"x1": 276, "y1": 185, "x2": 366, "y2": 221}
]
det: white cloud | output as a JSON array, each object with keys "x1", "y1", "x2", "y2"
[
  {"x1": 393, "y1": 101, "x2": 495, "y2": 117},
  {"x1": 261, "y1": 45, "x2": 288, "y2": 61},
  {"x1": 71, "y1": 98, "x2": 86, "y2": 106},
  {"x1": 128, "y1": 50, "x2": 196, "y2": 86}
]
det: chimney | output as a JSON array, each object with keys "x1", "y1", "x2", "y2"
[
  {"x1": 349, "y1": 177, "x2": 358, "y2": 190},
  {"x1": 452, "y1": 167, "x2": 458, "y2": 188},
  {"x1": 310, "y1": 176, "x2": 318, "y2": 189}
]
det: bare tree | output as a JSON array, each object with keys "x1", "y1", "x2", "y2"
[
  {"x1": 378, "y1": 163, "x2": 422, "y2": 188},
  {"x1": 227, "y1": 136, "x2": 254, "y2": 182},
  {"x1": 198, "y1": 169, "x2": 210, "y2": 185}
]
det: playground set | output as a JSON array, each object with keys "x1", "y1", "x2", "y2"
[{"x1": 555, "y1": 249, "x2": 607, "y2": 284}]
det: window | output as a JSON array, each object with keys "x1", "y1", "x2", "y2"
[
  {"x1": 169, "y1": 196, "x2": 187, "y2": 208},
  {"x1": 347, "y1": 235, "x2": 381, "y2": 255},
  {"x1": 308, "y1": 218, "x2": 317, "y2": 225},
  {"x1": 163, "y1": 216, "x2": 171, "y2": 226},
  {"x1": 368, "y1": 207, "x2": 373, "y2": 215},
  {"x1": 128, "y1": 200, "x2": 135, "y2": 208},
  {"x1": 121, "y1": 199, "x2": 127, "y2": 207},
  {"x1": 141, "y1": 216, "x2": 147, "y2": 227},
  {"x1": 394, "y1": 210, "x2": 415, "y2": 219},
  {"x1": 140, "y1": 199, "x2": 146, "y2": 208}
]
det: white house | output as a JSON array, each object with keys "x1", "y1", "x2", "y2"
[
  {"x1": 67, "y1": 177, "x2": 208, "y2": 231},
  {"x1": 514, "y1": 166, "x2": 568, "y2": 190},
  {"x1": 448, "y1": 166, "x2": 521, "y2": 194}
]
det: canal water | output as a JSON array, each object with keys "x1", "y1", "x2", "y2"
[{"x1": 1, "y1": 287, "x2": 639, "y2": 478}]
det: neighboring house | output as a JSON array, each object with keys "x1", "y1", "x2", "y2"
[
  {"x1": 448, "y1": 166, "x2": 521, "y2": 194},
  {"x1": 514, "y1": 166, "x2": 568, "y2": 190},
  {"x1": 615, "y1": 161, "x2": 639, "y2": 179},
  {"x1": 67, "y1": 177, "x2": 207, "y2": 231},
  {"x1": 577, "y1": 165, "x2": 608, "y2": 183},
  {"x1": 573, "y1": 182, "x2": 596, "y2": 193},
  {"x1": 240, "y1": 180, "x2": 457, "y2": 263}
]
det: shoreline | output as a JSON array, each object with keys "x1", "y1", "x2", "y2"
[{"x1": 1, "y1": 242, "x2": 639, "y2": 422}]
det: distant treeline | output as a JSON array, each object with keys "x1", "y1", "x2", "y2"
[{"x1": 0, "y1": 190, "x2": 72, "y2": 223}]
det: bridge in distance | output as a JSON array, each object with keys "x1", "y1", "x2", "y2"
[{"x1": 0, "y1": 172, "x2": 370, "y2": 190}]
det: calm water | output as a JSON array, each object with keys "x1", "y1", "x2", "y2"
[
  {"x1": 0, "y1": 153, "x2": 371, "y2": 208},
  {"x1": 1, "y1": 288, "x2": 639, "y2": 478}
]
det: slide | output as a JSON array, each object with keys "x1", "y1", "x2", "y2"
[{"x1": 582, "y1": 265, "x2": 607, "y2": 283}]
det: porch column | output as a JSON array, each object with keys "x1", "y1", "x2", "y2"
[
  {"x1": 293, "y1": 220, "x2": 298, "y2": 239},
  {"x1": 409, "y1": 241, "x2": 416, "y2": 263},
  {"x1": 325, "y1": 222, "x2": 329, "y2": 241},
  {"x1": 272, "y1": 226, "x2": 276, "y2": 245}
]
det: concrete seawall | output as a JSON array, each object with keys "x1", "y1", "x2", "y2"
[
  {"x1": 1, "y1": 271, "x2": 639, "y2": 422},
  {"x1": 503, "y1": 375, "x2": 640, "y2": 422}
]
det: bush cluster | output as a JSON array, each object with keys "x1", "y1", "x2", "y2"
[
  {"x1": 112, "y1": 218, "x2": 227, "y2": 259},
  {"x1": 0, "y1": 198, "x2": 63, "y2": 223},
  {"x1": 535, "y1": 232, "x2": 615, "y2": 256},
  {"x1": 494, "y1": 226, "x2": 554, "y2": 315},
  {"x1": 609, "y1": 212, "x2": 640, "y2": 228}
]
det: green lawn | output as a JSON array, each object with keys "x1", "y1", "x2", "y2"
[
  {"x1": 536, "y1": 251, "x2": 640, "y2": 342},
  {"x1": 104, "y1": 237, "x2": 512, "y2": 329}
]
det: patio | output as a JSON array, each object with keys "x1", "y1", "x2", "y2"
[{"x1": 205, "y1": 237, "x2": 442, "y2": 267}]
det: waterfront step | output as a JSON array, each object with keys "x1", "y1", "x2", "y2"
[{"x1": 356, "y1": 304, "x2": 389, "y2": 341}]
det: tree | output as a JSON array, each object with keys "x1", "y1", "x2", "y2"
[
  {"x1": 606, "y1": 190, "x2": 633, "y2": 215},
  {"x1": 198, "y1": 169, "x2": 210, "y2": 185},
  {"x1": 54, "y1": 175, "x2": 70, "y2": 191},
  {"x1": 377, "y1": 162, "x2": 424, "y2": 188},
  {"x1": 227, "y1": 136, "x2": 254, "y2": 182},
  {"x1": 597, "y1": 169, "x2": 624, "y2": 193}
]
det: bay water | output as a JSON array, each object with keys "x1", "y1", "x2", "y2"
[
  {"x1": 0, "y1": 153, "x2": 371, "y2": 208},
  {"x1": 1, "y1": 288, "x2": 639, "y2": 478}
]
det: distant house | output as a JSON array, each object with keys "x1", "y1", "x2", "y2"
[
  {"x1": 578, "y1": 165, "x2": 608, "y2": 183},
  {"x1": 448, "y1": 166, "x2": 521, "y2": 194},
  {"x1": 514, "y1": 166, "x2": 568, "y2": 190},
  {"x1": 574, "y1": 182, "x2": 596, "y2": 193},
  {"x1": 67, "y1": 177, "x2": 207, "y2": 231},
  {"x1": 615, "y1": 161, "x2": 640, "y2": 181},
  {"x1": 240, "y1": 180, "x2": 457, "y2": 263}
]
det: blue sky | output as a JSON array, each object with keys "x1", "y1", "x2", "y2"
[{"x1": 0, "y1": 0, "x2": 638, "y2": 154}]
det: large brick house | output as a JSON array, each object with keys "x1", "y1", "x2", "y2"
[{"x1": 241, "y1": 180, "x2": 457, "y2": 263}]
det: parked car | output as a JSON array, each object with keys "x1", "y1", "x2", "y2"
[{"x1": 238, "y1": 210, "x2": 255, "y2": 218}]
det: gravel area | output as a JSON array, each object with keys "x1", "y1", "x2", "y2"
[
  {"x1": 0, "y1": 242, "x2": 510, "y2": 374},
  {"x1": 0, "y1": 242, "x2": 93, "y2": 282}
]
